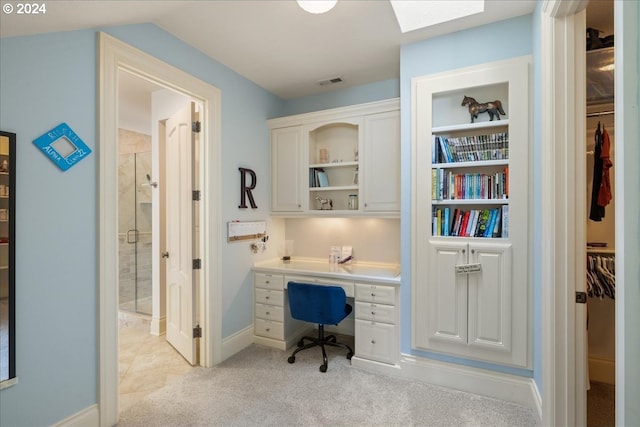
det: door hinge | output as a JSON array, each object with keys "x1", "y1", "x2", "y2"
[
  {"x1": 193, "y1": 258, "x2": 202, "y2": 269},
  {"x1": 576, "y1": 291, "x2": 587, "y2": 304},
  {"x1": 193, "y1": 325, "x2": 202, "y2": 338},
  {"x1": 192, "y1": 121, "x2": 201, "y2": 133},
  {"x1": 192, "y1": 190, "x2": 201, "y2": 201}
]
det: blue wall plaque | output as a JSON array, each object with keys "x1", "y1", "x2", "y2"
[{"x1": 33, "y1": 122, "x2": 92, "y2": 171}]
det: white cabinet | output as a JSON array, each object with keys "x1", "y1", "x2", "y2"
[
  {"x1": 424, "y1": 240, "x2": 520, "y2": 365},
  {"x1": 412, "y1": 57, "x2": 531, "y2": 368},
  {"x1": 271, "y1": 126, "x2": 304, "y2": 212},
  {"x1": 354, "y1": 283, "x2": 398, "y2": 365},
  {"x1": 268, "y1": 99, "x2": 400, "y2": 216},
  {"x1": 361, "y1": 111, "x2": 401, "y2": 212},
  {"x1": 253, "y1": 270, "x2": 399, "y2": 365}
]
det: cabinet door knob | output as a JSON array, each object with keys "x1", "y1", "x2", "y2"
[
  {"x1": 265, "y1": 280, "x2": 270, "y2": 284},
  {"x1": 266, "y1": 312, "x2": 270, "y2": 315},
  {"x1": 265, "y1": 296, "x2": 270, "y2": 300},
  {"x1": 371, "y1": 340, "x2": 376, "y2": 344},
  {"x1": 371, "y1": 311, "x2": 376, "y2": 315},
  {"x1": 371, "y1": 293, "x2": 376, "y2": 297},
  {"x1": 266, "y1": 328, "x2": 270, "y2": 332}
]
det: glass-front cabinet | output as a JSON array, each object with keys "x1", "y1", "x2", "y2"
[{"x1": 0, "y1": 131, "x2": 15, "y2": 386}]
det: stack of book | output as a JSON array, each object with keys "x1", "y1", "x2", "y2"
[
  {"x1": 432, "y1": 206, "x2": 509, "y2": 238},
  {"x1": 432, "y1": 132, "x2": 509, "y2": 164},
  {"x1": 431, "y1": 167, "x2": 508, "y2": 201},
  {"x1": 309, "y1": 168, "x2": 329, "y2": 188}
]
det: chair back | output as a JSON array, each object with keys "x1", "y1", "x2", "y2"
[{"x1": 287, "y1": 282, "x2": 349, "y2": 325}]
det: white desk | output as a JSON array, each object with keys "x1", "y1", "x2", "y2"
[{"x1": 253, "y1": 258, "x2": 401, "y2": 365}]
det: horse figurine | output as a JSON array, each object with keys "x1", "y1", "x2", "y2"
[
  {"x1": 461, "y1": 96, "x2": 506, "y2": 123},
  {"x1": 315, "y1": 196, "x2": 333, "y2": 210}
]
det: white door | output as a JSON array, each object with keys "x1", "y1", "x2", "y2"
[{"x1": 165, "y1": 103, "x2": 197, "y2": 365}]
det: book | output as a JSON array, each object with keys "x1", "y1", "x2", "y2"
[
  {"x1": 492, "y1": 207, "x2": 502, "y2": 237},
  {"x1": 465, "y1": 210, "x2": 477, "y2": 237},
  {"x1": 443, "y1": 207, "x2": 450, "y2": 236},
  {"x1": 484, "y1": 208, "x2": 498, "y2": 237},
  {"x1": 476, "y1": 209, "x2": 491, "y2": 237},
  {"x1": 431, "y1": 169, "x2": 437, "y2": 200},
  {"x1": 317, "y1": 170, "x2": 329, "y2": 187},
  {"x1": 459, "y1": 211, "x2": 471, "y2": 237},
  {"x1": 501, "y1": 205, "x2": 509, "y2": 237}
]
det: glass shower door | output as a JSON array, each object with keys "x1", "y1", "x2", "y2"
[{"x1": 118, "y1": 151, "x2": 152, "y2": 315}]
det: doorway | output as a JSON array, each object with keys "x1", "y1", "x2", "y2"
[
  {"x1": 584, "y1": 2, "x2": 615, "y2": 425},
  {"x1": 99, "y1": 32, "x2": 223, "y2": 427},
  {"x1": 116, "y1": 70, "x2": 197, "y2": 411}
]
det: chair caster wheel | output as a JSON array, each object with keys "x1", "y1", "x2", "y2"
[
  {"x1": 319, "y1": 364, "x2": 327, "y2": 373},
  {"x1": 347, "y1": 352, "x2": 353, "y2": 360},
  {"x1": 288, "y1": 356, "x2": 295, "y2": 364}
]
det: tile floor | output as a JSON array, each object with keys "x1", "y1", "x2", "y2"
[{"x1": 118, "y1": 314, "x2": 192, "y2": 413}]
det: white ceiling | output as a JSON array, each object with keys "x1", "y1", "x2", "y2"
[{"x1": 1, "y1": 0, "x2": 539, "y2": 99}]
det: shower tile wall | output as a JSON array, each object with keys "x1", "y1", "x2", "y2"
[{"x1": 118, "y1": 129, "x2": 152, "y2": 314}]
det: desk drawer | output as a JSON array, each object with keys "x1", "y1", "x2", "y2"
[
  {"x1": 355, "y1": 301, "x2": 396, "y2": 324},
  {"x1": 355, "y1": 283, "x2": 395, "y2": 305},
  {"x1": 255, "y1": 303, "x2": 284, "y2": 321},
  {"x1": 254, "y1": 273, "x2": 284, "y2": 290},
  {"x1": 255, "y1": 288, "x2": 284, "y2": 306},
  {"x1": 255, "y1": 318, "x2": 284, "y2": 340}
]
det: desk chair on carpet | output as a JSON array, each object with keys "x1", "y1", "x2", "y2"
[{"x1": 286, "y1": 281, "x2": 354, "y2": 372}]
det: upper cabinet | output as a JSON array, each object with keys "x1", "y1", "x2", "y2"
[
  {"x1": 411, "y1": 57, "x2": 531, "y2": 368},
  {"x1": 268, "y1": 99, "x2": 400, "y2": 217}
]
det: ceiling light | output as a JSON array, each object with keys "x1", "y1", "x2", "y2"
[
  {"x1": 390, "y1": 0, "x2": 485, "y2": 33},
  {"x1": 297, "y1": 0, "x2": 337, "y2": 14}
]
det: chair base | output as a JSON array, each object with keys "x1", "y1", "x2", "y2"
[{"x1": 287, "y1": 325, "x2": 353, "y2": 372}]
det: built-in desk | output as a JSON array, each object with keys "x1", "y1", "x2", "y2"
[{"x1": 253, "y1": 258, "x2": 401, "y2": 366}]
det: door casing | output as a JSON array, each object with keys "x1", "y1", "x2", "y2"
[{"x1": 98, "y1": 32, "x2": 222, "y2": 427}]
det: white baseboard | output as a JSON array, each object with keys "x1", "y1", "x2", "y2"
[
  {"x1": 589, "y1": 357, "x2": 615, "y2": 384},
  {"x1": 150, "y1": 316, "x2": 166, "y2": 336},
  {"x1": 51, "y1": 404, "x2": 99, "y2": 427},
  {"x1": 222, "y1": 325, "x2": 254, "y2": 360},
  {"x1": 397, "y1": 354, "x2": 538, "y2": 410}
]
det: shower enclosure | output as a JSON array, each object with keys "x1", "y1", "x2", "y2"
[{"x1": 118, "y1": 150, "x2": 153, "y2": 315}]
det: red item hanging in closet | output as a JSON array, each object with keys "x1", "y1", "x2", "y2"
[{"x1": 597, "y1": 127, "x2": 613, "y2": 207}]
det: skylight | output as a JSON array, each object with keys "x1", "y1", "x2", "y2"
[{"x1": 390, "y1": 0, "x2": 485, "y2": 34}]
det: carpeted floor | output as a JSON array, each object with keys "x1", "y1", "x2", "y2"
[
  {"x1": 118, "y1": 342, "x2": 536, "y2": 427},
  {"x1": 587, "y1": 381, "x2": 615, "y2": 426}
]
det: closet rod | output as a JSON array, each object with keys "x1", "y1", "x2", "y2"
[{"x1": 586, "y1": 110, "x2": 614, "y2": 117}]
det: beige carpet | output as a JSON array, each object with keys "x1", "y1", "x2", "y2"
[{"x1": 118, "y1": 342, "x2": 535, "y2": 426}]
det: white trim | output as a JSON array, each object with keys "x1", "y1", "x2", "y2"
[
  {"x1": 222, "y1": 325, "x2": 254, "y2": 361},
  {"x1": 98, "y1": 33, "x2": 223, "y2": 427},
  {"x1": 150, "y1": 315, "x2": 166, "y2": 336},
  {"x1": 540, "y1": 2, "x2": 588, "y2": 426},
  {"x1": 614, "y1": 2, "x2": 639, "y2": 424},
  {"x1": 51, "y1": 404, "x2": 99, "y2": 427},
  {"x1": 353, "y1": 354, "x2": 540, "y2": 420}
]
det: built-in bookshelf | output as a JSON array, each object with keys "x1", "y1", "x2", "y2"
[
  {"x1": 431, "y1": 121, "x2": 510, "y2": 239},
  {"x1": 412, "y1": 56, "x2": 531, "y2": 369}
]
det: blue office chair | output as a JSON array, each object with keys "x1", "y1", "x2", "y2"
[{"x1": 287, "y1": 281, "x2": 354, "y2": 372}]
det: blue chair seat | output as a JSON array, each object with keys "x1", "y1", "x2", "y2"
[{"x1": 286, "y1": 282, "x2": 353, "y2": 372}]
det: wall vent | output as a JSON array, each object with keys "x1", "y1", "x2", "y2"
[{"x1": 318, "y1": 76, "x2": 343, "y2": 86}]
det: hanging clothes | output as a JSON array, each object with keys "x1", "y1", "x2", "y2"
[
  {"x1": 586, "y1": 253, "x2": 616, "y2": 299},
  {"x1": 597, "y1": 126, "x2": 613, "y2": 207},
  {"x1": 589, "y1": 122, "x2": 605, "y2": 221}
]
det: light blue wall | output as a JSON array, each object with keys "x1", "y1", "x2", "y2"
[
  {"x1": 280, "y1": 78, "x2": 399, "y2": 116},
  {"x1": 398, "y1": 14, "x2": 536, "y2": 378},
  {"x1": 0, "y1": 24, "x2": 281, "y2": 426}
]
